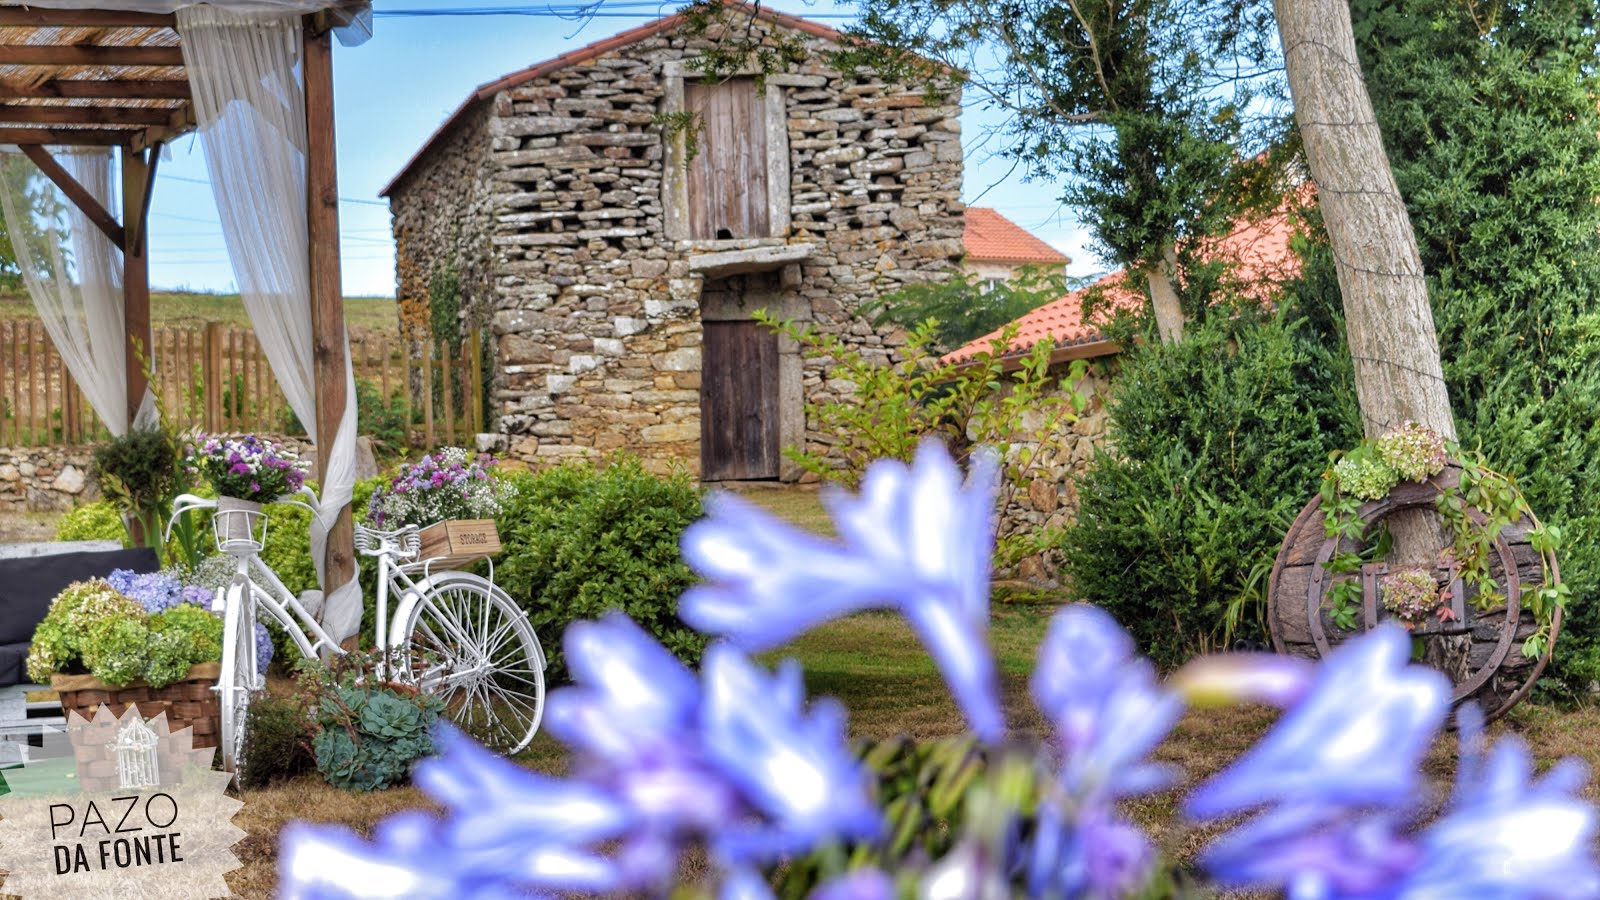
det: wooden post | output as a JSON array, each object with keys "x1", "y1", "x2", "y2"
[
  {"x1": 121, "y1": 145, "x2": 153, "y2": 432},
  {"x1": 468, "y1": 328, "x2": 483, "y2": 436},
  {"x1": 304, "y1": 20, "x2": 355, "y2": 634},
  {"x1": 421, "y1": 343, "x2": 434, "y2": 450},
  {"x1": 400, "y1": 347, "x2": 414, "y2": 450},
  {"x1": 440, "y1": 339, "x2": 455, "y2": 447},
  {"x1": 203, "y1": 322, "x2": 222, "y2": 432}
]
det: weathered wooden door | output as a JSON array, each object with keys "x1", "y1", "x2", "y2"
[
  {"x1": 701, "y1": 320, "x2": 780, "y2": 481},
  {"x1": 684, "y1": 78, "x2": 770, "y2": 240}
]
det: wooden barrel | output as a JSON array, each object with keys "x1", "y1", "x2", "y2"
[{"x1": 1266, "y1": 466, "x2": 1560, "y2": 721}]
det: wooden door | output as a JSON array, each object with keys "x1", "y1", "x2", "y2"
[
  {"x1": 684, "y1": 78, "x2": 770, "y2": 240},
  {"x1": 701, "y1": 320, "x2": 780, "y2": 481}
]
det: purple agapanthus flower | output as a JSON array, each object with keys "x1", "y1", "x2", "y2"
[
  {"x1": 283, "y1": 614, "x2": 879, "y2": 898},
  {"x1": 682, "y1": 439, "x2": 1005, "y2": 740},
  {"x1": 1187, "y1": 626, "x2": 1449, "y2": 820}
]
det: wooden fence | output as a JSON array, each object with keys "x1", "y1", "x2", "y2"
[{"x1": 0, "y1": 319, "x2": 484, "y2": 451}]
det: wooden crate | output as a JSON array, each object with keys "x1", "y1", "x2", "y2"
[{"x1": 417, "y1": 519, "x2": 501, "y2": 571}]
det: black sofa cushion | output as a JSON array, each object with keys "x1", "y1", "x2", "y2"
[
  {"x1": 0, "y1": 547, "x2": 160, "y2": 649},
  {"x1": 0, "y1": 642, "x2": 28, "y2": 688}
]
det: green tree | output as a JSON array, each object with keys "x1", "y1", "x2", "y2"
[
  {"x1": 1351, "y1": 0, "x2": 1600, "y2": 686},
  {"x1": 837, "y1": 0, "x2": 1269, "y2": 344},
  {"x1": 861, "y1": 264, "x2": 1080, "y2": 351}
]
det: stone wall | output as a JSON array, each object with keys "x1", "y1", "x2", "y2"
[
  {"x1": 388, "y1": 14, "x2": 965, "y2": 478},
  {"x1": 0, "y1": 446, "x2": 96, "y2": 513},
  {"x1": 391, "y1": 104, "x2": 497, "y2": 337},
  {"x1": 998, "y1": 360, "x2": 1117, "y2": 585}
]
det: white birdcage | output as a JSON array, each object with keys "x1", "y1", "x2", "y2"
[{"x1": 115, "y1": 716, "x2": 161, "y2": 790}]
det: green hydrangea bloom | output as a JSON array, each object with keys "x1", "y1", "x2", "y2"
[
  {"x1": 25, "y1": 580, "x2": 142, "y2": 682},
  {"x1": 1333, "y1": 455, "x2": 1401, "y2": 501},
  {"x1": 80, "y1": 618, "x2": 152, "y2": 687},
  {"x1": 151, "y1": 603, "x2": 225, "y2": 665},
  {"x1": 145, "y1": 629, "x2": 198, "y2": 689}
]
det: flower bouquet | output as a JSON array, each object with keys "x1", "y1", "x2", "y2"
[
  {"x1": 366, "y1": 448, "x2": 516, "y2": 569},
  {"x1": 186, "y1": 434, "x2": 309, "y2": 548}
]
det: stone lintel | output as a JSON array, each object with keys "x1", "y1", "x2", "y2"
[{"x1": 687, "y1": 243, "x2": 813, "y2": 278}]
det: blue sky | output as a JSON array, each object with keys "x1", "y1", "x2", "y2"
[{"x1": 145, "y1": 0, "x2": 1103, "y2": 297}]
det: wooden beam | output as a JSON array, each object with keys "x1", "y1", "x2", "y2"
[
  {"x1": 122, "y1": 147, "x2": 153, "y2": 430},
  {"x1": 0, "y1": 79, "x2": 190, "y2": 101},
  {"x1": 130, "y1": 143, "x2": 160, "y2": 258},
  {"x1": 18, "y1": 145, "x2": 126, "y2": 250},
  {"x1": 0, "y1": 127, "x2": 131, "y2": 145},
  {"x1": 132, "y1": 103, "x2": 194, "y2": 152},
  {"x1": 0, "y1": 104, "x2": 175, "y2": 127},
  {"x1": 0, "y1": 45, "x2": 185, "y2": 67},
  {"x1": 0, "y1": 9, "x2": 175, "y2": 29},
  {"x1": 304, "y1": 21, "x2": 356, "y2": 638}
]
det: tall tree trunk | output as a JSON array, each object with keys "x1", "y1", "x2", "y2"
[
  {"x1": 1274, "y1": 0, "x2": 1455, "y2": 567},
  {"x1": 1147, "y1": 244, "x2": 1186, "y2": 344}
]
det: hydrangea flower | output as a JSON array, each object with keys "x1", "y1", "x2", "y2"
[
  {"x1": 107, "y1": 567, "x2": 186, "y2": 613},
  {"x1": 682, "y1": 440, "x2": 1005, "y2": 740},
  {"x1": 1376, "y1": 421, "x2": 1449, "y2": 483}
]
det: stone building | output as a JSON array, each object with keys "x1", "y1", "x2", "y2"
[
  {"x1": 383, "y1": 4, "x2": 964, "y2": 481},
  {"x1": 961, "y1": 207, "x2": 1069, "y2": 288}
]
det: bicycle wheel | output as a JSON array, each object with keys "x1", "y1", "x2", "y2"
[
  {"x1": 217, "y1": 581, "x2": 259, "y2": 779},
  {"x1": 395, "y1": 575, "x2": 545, "y2": 754}
]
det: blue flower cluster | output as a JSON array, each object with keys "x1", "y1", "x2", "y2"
[
  {"x1": 279, "y1": 440, "x2": 1599, "y2": 900},
  {"x1": 106, "y1": 567, "x2": 187, "y2": 613}
]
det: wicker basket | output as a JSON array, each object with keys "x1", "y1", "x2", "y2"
[
  {"x1": 415, "y1": 519, "x2": 501, "y2": 572},
  {"x1": 53, "y1": 662, "x2": 222, "y2": 750}
]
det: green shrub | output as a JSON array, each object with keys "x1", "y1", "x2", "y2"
[
  {"x1": 241, "y1": 694, "x2": 315, "y2": 789},
  {"x1": 1351, "y1": 0, "x2": 1600, "y2": 690},
  {"x1": 92, "y1": 427, "x2": 188, "y2": 557},
  {"x1": 55, "y1": 501, "x2": 128, "y2": 545},
  {"x1": 300, "y1": 655, "x2": 442, "y2": 792},
  {"x1": 495, "y1": 457, "x2": 706, "y2": 683},
  {"x1": 1060, "y1": 310, "x2": 1360, "y2": 667}
]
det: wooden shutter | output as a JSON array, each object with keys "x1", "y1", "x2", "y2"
[
  {"x1": 700, "y1": 320, "x2": 780, "y2": 480},
  {"x1": 684, "y1": 78, "x2": 770, "y2": 240}
]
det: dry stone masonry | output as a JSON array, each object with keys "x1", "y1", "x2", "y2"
[
  {"x1": 386, "y1": 9, "x2": 964, "y2": 480},
  {"x1": 0, "y1": 446, "x2": 96, "y2": 513}
]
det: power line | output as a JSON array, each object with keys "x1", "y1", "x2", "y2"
[{"x1": 157, "y1": 172, "x2": 390, "y2": 207}]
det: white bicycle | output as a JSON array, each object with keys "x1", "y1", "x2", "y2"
[{"x1": 168, "y1": 489, "x2": 547, "y2": 778}]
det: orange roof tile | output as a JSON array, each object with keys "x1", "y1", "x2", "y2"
[
  {"x1": 962, "y1": 207, "x2": 1070, "y2": 265},
  {"x1": 944, "y1": 202, "x2": 1302, "y2": 365},
  {"x1": 381, "y1": 3, "x2": 846, "y2": 198}
]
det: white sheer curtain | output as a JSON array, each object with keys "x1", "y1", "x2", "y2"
[
  {"x1": 0, "y1": 148, "x2": 155, "y2": 436},
  {"x1": 178, "y1": 5, "x2": 361, "y2": 645}
]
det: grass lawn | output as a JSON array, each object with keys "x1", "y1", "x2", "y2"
[{"x1": 0, "y1": 291, "x2": 398, "y2": 336}]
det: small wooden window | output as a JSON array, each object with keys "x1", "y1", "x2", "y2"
[{"x1": 684, "y1": 78, "x2": 770, "y2": 240}]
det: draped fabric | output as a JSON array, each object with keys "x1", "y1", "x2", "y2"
[
  {"x1": 0, "y1": 148, "x2": 156, "y2": 436},
  {"x1": 178, "y1": 5, "x2": 362, "y2": 645}
]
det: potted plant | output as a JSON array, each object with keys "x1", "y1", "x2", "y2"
[
  {"x1": 186, "y1": 434, "x2": 309, "y2": 547},
  {"x1": 92, "y1": 427, "x2": 187, "y2": 555},
  {"x1": 26, "y1": 571, "x2": 229, "y2": 755},
  {"x1": 365, "y1": 448, "x2": 515, "y2": 569}
]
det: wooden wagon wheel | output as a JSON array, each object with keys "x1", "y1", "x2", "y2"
[{"x1": 1266, "y1": 465, "x2": 1561, "y2": 721}]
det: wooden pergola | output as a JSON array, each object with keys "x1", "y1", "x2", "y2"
[{"x1": 0, "y1": 2, "x2": 365, "y2": 603}]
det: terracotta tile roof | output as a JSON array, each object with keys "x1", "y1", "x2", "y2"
[
  {"x1": 380, "y1": 3, "x2": 846, "y2": 198},
  {"x1": 943, "y1": 202, "x2": 1302, "y2": 365},
  {"x1": 962, "y1": 207, "x2": 1070, "y2": 265}
]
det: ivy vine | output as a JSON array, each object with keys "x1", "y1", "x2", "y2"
[{"x1": 1318, "y1": 422, "x2": 1569, "y2": 660}]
